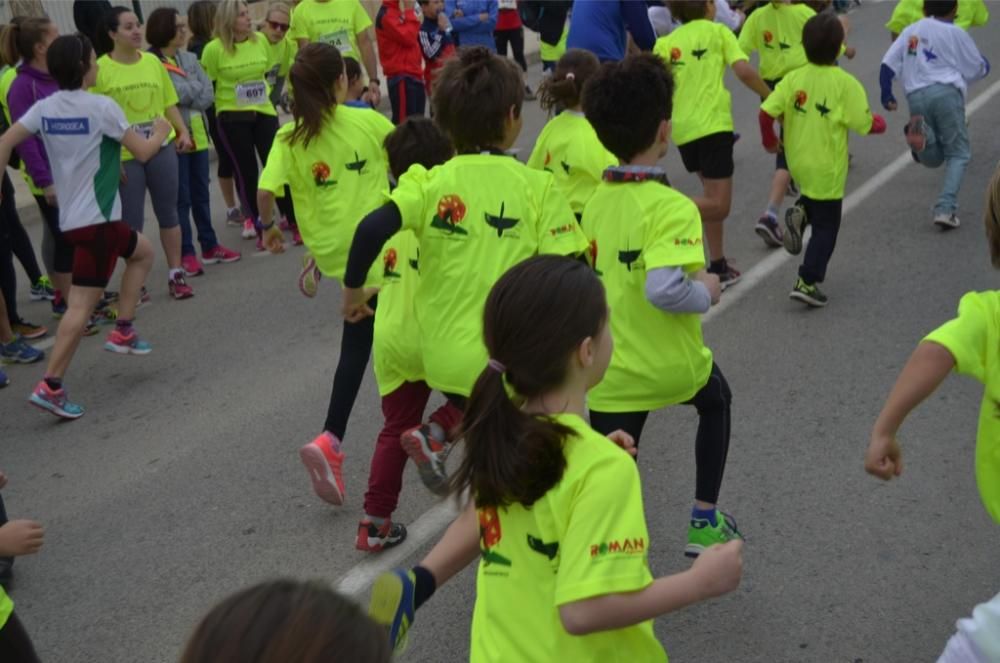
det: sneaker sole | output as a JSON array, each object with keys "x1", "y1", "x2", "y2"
[
  {"x1": 683, "y1": 543, "x2": 706, "y2": 558},
  {"x1": 783, "y1": 207, "x2": 805, "y2": 255},
  {"x1": 103, "y1": 342, "x2": 152, "y2": 355},
  {"x1": 356, "y1": 525, "x2": 408, "y2": 553},
  {"x1": 1, "y1": 354, "x2": 43, "y2": 365},
  {"x1": 719, "y1": 274, "x2": 741, "y2": 291},
  {"x1": 369, "y1": 571, "x2": 412, "y2": 653},
  {"x1": 169, "y1": 291, "x2": 195, "y2": 300},
  {"x1": 400, "y1": 431, "x2": 450, "y2": 496},
  {"x1": 933, "y1": 218, "x2": 960, "y2": 230},
  {"x1": 29, "y1": 393, "x2": 84, "y2": 419},
  {"x1": 789, "y1": 290, "x2": 827, "y2": 308},
  {"x1": 754, "y1": 223, "x2": 783, "y2": 248},
  {"x1": 202, "y1": 255, "x2": 241, "y2": 265},
  {"x1": 298, "y1": 258, "x2": 320, "y2": 298},
  {"x1": 299, "y1": 444, "x2": 344, "y2": 505},
  {"x1": 182, "y1": 269, "x2": 204, "y2": 277},
  {"x1": 13, "y1": 330, "x2": 47, "y2": 340},
  {"x1": 29, "y1": 292, "x2": 54, "y2": 302}
]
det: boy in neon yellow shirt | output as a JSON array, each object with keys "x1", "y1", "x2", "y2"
[
  {"x1": 0, "y1": 468, "x2": 44, "y2": 657},
  {"x1": 760, "y1": 13, "x2": 885, "y2": 307},
  {"x1": 886, "y1": 0, "x2": 989, "y2": 38}
]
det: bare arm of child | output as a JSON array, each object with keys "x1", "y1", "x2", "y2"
[
  {"x1": 865, "y1": 341, "x2": 955, "y2": 481},
  {"x1": 419, "y1": 500, "x2": 481, "y2": 586},
  {"x1": 121, "y1": 117, "x2": 172, "y2": 163},
  {"x1": 257, "y1": 187, "x2": 286, "y2": 253},
  {"x1": 732, "y1": 60, "x2": 771, "y2": 100}
]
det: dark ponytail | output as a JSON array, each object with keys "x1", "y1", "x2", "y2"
[
  {"x1": 287, "y1": 42, "x2": 343, "y2": 148},
  {"x1": 47, "y1": 34, "x2": 93, "y2": 90},
  {"x1": 451, "y1": 256, "x2": 608, "y2": 508},
  {"x1": 538, "y1": 48, "x2": 600, "y2": 113}
]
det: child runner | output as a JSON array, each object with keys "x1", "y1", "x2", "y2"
[
  {"x1": 865, "y1": 165, "x2": 1000, "y2": 663},
  {"x1": 375, "y1": 0, "x2": 425, "y2": 124},
  {"x1": 340, "y1": 46, "x2": 588, "y2": 496},
  {"x1": 761, "y1": 12, "x2": 885, "y2": 307},
  {"x1": 358, "y1": 116, "x2": 459, "y2": 552},
  {"x1": 256, "y1": 42, "x2": 394, "y2": 507},
  {"x1": 886, "y1": 0, "x2": 989, "y2": 39},
  {"x1": 368, "y1": 256, "x2": 744, "y2": 656},
  {"x1": 738, "y1": 0, "x2": 815, "y2": 248},
  {"x1": 416, "y1": 0, "x2": 455, "y2": 96},
  {"x1": 581, "y1": 53, "x2": 741, "y2": 557},
  {"x1": 879, "y1": 0, "x2": 989, "y2": 230},
  {"x1": 526, "y1": 48, "x2": 615, "y2": 220},
  {"x1": 93, "y1": 7, "x2": 195, "y2": 300},
  {"x1": 0, "y1": 34, "x2": 170, "y2": 419},
  {"x1": 342, "y1": 55, "x2": 371, "y2": 109},
  {"x1": 0, "y1": 468, "x2": 44, "y2": 662},
  {"x1": 654, "y1": 0, "x2": 773, "y2": 288},
  {"x1": 145, "y1": 7, "x2": 242, "y2": 278},
  {"x1": 260, "y1": 2, "x2": 295, "y2": 110},
  {"x1": 180, "y1": 579, "x2": 391, "y2": 663}
]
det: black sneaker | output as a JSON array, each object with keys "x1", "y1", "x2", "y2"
[
  {"x1": 356, "y1": 519, "x2": 408, "y2": 553},
  {"x1": 707, "y1": 259, "x2": 742, "y2": 290},
  {"x1": 789, "y1": 277, "x2": 828, "y2": 307},
  {"x1": 783, "y1": 204, "x2": 807, "y2": 255},
  {"x1": 754, "y1": 214, "x2": 783, "y2": 247}
]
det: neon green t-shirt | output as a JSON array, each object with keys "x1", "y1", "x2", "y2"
[
  {"x1": 654, "y1": 19, "x2": 748, "y2": 146},
  {"x1": 581, "y1": 179, "x2": 712, "y2": 412},
  {"x1": 200, "y1": 35, "x2": 277, "y2": 116},
  {"x1": 761, "y1": 63, "x2": 873, "y2": 201},
  {"x1": 373, "y1": 230, "x2": 424, "y2": 395},
  {"x1": 471, "y1": 413, "x2": 666, "y2": 663},
  {"x1": 391, "y1": 155, "x2": 588, "y2": 396},
  {"x1": 737, "y1": 2, "x2": 814, "y2": 81},
  {"x1": 923, "y1": 291, "x2": 1000, "y2": 524},
  {"x1": 265, "y1": 35, "x2": 297, "y2": 86},
  {"x1": 0, "y1": 65, "x2": 14, "y2": 124},
  {"x1": 526, "y1": 111, "x2": 616, "y2": 216},
  {"x1": 92, "y1": 52, "x2": 179, "y2": 161},
  {"x1": 289, "y1": 0, "x2": 372, "y2": 60},
  {"x1": 0, "y1": 586, "x2": 11, "y2": 632},
  {"x1": 886, "y1": 0, "x2": 989, "y2": 33},
  {"x1": 259, "y1": 105, "x2": 393, "y2": 280},
  {"x1": 164, "y1": 56, "x2": 209, "y2": 153},
  {"x1": 539, "y1": 23, "x2": 568, "y2": 62}
]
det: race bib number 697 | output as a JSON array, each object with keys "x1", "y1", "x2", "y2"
[{"x1": 235, "y1": 80, "x2": 267, "y2": 106}]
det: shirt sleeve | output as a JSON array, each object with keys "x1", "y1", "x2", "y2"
[
  {"x1": 100, "y1": 98, "x2": 131, "y2": 140},
  {"x1": 536, "y1": 174, "x2": 589, "y2": 256},
  {"x1": 258, "y1": 133, "x2": 290, "y2": 194},
  {"x1": 720, "y1": 25, "x2": 748, "y2": 65},
  {"x1": 953, "y1": 30, "x2": 989, "y2": 81},
  {"x1": 554, "y1": 450, "x2": 654, "y2": 605},
  {"x1": 643, "y1": 196, "x2": 705, "y2": 273},
  {"x1": 389, "y1": 163, "x2": 431, "y2": 235},
  {"x1": 760, "y1": 77, "x2": 787, "y2": 118},
  {"x1": 923, "y1": 291, "x2": 994, "y2": 384},
  {"x1": 16, "y1": 100, "x2": 42, "y2": 134},
  {"x1": 842, "y1": 75, "x2": 874, "y2": 136},
  {"x1": 737, "y1": 12, "x2": 757, "y2": 55},
  {"x1": 354, "y1": 0, "x2": 374, "y2": 34},
  {"x1": 881, "y1": 31, "x2": 906, "y2": 75},
  {"x1": 200, "y1": 41, "x2": 217, "y2": 80}
]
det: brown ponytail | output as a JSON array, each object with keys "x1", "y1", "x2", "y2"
[
  {"x1": 287, "y1": 42, "x2": 343, "y2": 149},
  {"x1": 0, "y1": 16, "x2": 52, "y2": 68},
  {"x1": 451, "y1": 256, "x2": 608, "y2": 508},
  {"x1": 538, "y1": 48, "x2": 600, "y2": 113},
  {"x1": 985, "y1": 162, "x2": 1000, "y2": 269}
]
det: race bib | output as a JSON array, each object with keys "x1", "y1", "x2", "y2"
[
  {"x1": 236, "y1": 80, "x2": 267, "y2": 107},
  {"x1": 319, "y1": 29, "x2": 352, "y2": 53},
  {"x1": 132, "y1": 121, "x2": 154, "y2": 139},
  {"x1": 498, "y1": 0, "x2": 516, "y2": 9}
]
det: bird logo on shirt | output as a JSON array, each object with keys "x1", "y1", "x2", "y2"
[
  {"x1": 794, "y1": 90, "x2": 809, "y2": 114},
  {"x1": 527, "y1": 534, "x2": 559, "y2": 561},
  {"x1": 815, "y1": 98, "x2": 831, "y2": 118},
  {"x1": 618, "y1": 246, "x2": 641, "y2": 272},
  {"x1": 778, "y1": 40, "x2": 791, "y2": 50},
  {"x1": 431, "y1": 194, "x2": 469, "y2": 235},
  {"x1": 346, "y1": 151, "x2": 368, "y2": 175},
  {"x1": 560, "y1": 160, "x2": 571, "y2": 175},
  {"x1": 484, "y1": 202, "x2": 520, "y2": 237},
  {"x1": 923, "y1": 47, "x2": 939, "y2": 61},
  {"x1": 692, "y1": 47, "x2": 708, "y2": 60}
]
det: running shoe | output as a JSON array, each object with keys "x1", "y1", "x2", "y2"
[
  {"x1": 298, "y1": 253, "x2": 322, "y2": 298},
  {"x1": 103, "y1": 328, "x2": 152, "y2": 355},
  {"x1": 369, "y1": 568, "x2": 416, "y2": 654},
  {"x1": 29, "y1": 380, "x2": 84, "y2": 419},
  {"x1": 0, "y1": 336, "x2": 44, "y2": 364},
  {"x1": 905, "y1": 115, "x2": 926, "y2": 153},
  {"x1": 29, "y1": 275, "x2": 55, "y2": 301},
  {"x1": 783, "y1": 204, "x2": 807, "y2": 256},
  {"x1": 789, "y1": 277, "x2": 828, "y2": 308},
  {"x1": 300, "y1": 432, "x2": 345, "y2": 505},
  {"x1": 0, "y1": 368, "x2": 8, "y2": 388},
  {"x1": 685, "y1": 510, "x2": 744, "y2": 558},
  {"x1": 708, "y1": 259, "x2": 741, "y2": 291},
  {"x1": 225, "y1": 207, "x2": 244, "y2": 227},
  {"x1": 202, "y1": 244, "x2": 242, "y2": 264},
  {"x1": 400, "y1": 424, "x2": 451, "y2": 496},
  {"x1": 181, "y1": 254, "x2": 204, "y2": 277},
  {"x1": 356, "y1": 519, "x2": 408, "y2": 553},
  {"x1": 241, "y1": 218, "x2": 257, "y2": 239},
  {"x1": 51, "y1": 293, "x2": 67, "y2": 318},
  {"x1": 291, "y1": 227, "x2": 303, "y2": 246},
  {"x1": 82, "y1": 316, "x2": 100, "y2": 336},
  {"x1": 754, "y1": 214, "x2": 783, "y2": 248},
  {"x1": 168, "y1": 273, "x2": 194, "y2": 300},
  {"x1": 11, "y1": 320, "x2": 46, "y2": 340},
  {"x1": 933, "y1": 212, "x2": 960, "y2": 230}
]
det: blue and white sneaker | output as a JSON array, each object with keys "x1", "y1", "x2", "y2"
[
  {"x1": 29, "y1": 381, "x2": 84, "y2": 419},
  {"x1": 0, "y1": 336, "x2": 45, "y2": 364},
  {"x1": 369, "y1": 568, "x2": 416, "y2": 654}
]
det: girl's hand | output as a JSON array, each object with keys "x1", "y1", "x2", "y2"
[
  {"x1": 342, "y1": 287, "x2": 375, "y2": 322},
  {"x1": 0, "y1": 520, "x2": 45, "y2": 557},
  {"x1": 865, "y1": 431, "x2": 903, "y2": 480},
  {"x1": 263, "y1": 225, "x2": 285, "y2": 254},
  {"x1": 606, "y1": 430, "x2": 637, "y2": 457},
  {"x1": 690, "y1": 540, "x2": 743, "y2": 599}
]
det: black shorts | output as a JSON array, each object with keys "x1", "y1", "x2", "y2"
[
  {"x1": 64, "y1": 221, "x2": 138, "y2": 288},
  {"x1": 677, "y1": 131, "x2": 735, "y2": 179},
  {"x1": 764, "y1": 79, "x2": 789, "y2": 171}
]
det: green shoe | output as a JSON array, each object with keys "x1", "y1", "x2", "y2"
[
  {"x1": 789, "y1": 277, "x2": 828, "y2": 308},
  {"x1": 369, "y1": 568, "x2": 415, "y2": 654},
  {"x1": 783, "y1": 203, "x2": 807, "y2": 255},
  {"x1": 685, "y1": 510, "x2": 744, "y2": 558}
]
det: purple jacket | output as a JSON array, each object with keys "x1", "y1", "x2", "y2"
[{"x1": 9, "y1": 64, "x2": 58, "y2": 189}]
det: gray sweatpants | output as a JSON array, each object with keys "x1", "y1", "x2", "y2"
[{"x1": 120, "y1": 143, "x2": 179, "y2": 232}]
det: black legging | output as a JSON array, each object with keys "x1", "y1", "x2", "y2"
[
  {"x1": 0, "y1": 612, "x2": 39, "y2": 663},
  {"x1": 214, "y1": 111, "x2": 295, "y2": 224},
  {"x1": 323, "y1": 295, "x2": 378, "y2": 439},
  {"x1": 0, "y1": 172, "x2": 42, "y2": 324},
  {"x1": 495, "y1": 27, "x2": 527, "y2": 72},
  {"x1": 589, "y1": 362, "x2": 732, "y2": 505},
  {"x1": 34, "y1": 194, "x2": 73, "y2": 274}
]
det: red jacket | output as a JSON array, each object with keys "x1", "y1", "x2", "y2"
[{"x1": 375, "y1": 1, "x2": 424, "y2": 79}]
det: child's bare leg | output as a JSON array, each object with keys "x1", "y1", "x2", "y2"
[
  {"x1": 219, "y1": 176, "x2": 237, "y2": 211},
  {"x1": 769, "y1": 168, "x2": 792, "y2": 209},
  {"x1": 45, "y1": 285, "x2": 103, "y2": 378},
  {"x1": 694, "y1": 176, "x2": 734, "y2": 263},
  {"x1": 118, "y1": 234, "x2": 154, "y2": 321}
]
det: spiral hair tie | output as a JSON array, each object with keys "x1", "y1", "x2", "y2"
[{"x1": 565, "y1": 72, "x2": 576, "y2": 81}]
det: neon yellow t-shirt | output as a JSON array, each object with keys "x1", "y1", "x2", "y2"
[
  {"x1": 923, "y1": 291, "x2": 1000, "y2": 524},
  {"x1": 526, "y1": 111, "x2": 616, "y2": 216},
  {"x1": 737, "y1": 2, "x2": 814, "y2": 81},
  {"x1": 289, "y1": 0, "x2": 372, "y2": 60},
  {"x1": 259, "y1": 105, "x2": 393, "y2": 280},
  {"x1": 265, "y1": 35, "x2": 297, "y2": 86},
  {"x1": 92, "y1": 52, "x2": 179, "y2": 161},
  {"x1": 373, "y1": 230, "x2": 424, "y2": 395},
  {"x1": 0, "y1": 586, "x2": 11, "y2": 631},
  {"x1": 0, "y1": 65, "x2": 14, "y2": 124},
  {"x1": 471, "y1": 413, "x2": 666, "y2": 663},
  {"x1": 886, "y1": 0, "x2": 989, "y2": 33},
  {"x1": 582, "y1": 180, "x2": 712, "y2": 412},
  {"x1": 654, "y1": 19, "x2": 748, "y2": 146},
  {"x1": 539, "y1": 24, "x2": 568, "y2": 62},
  {"x1": 164, "y1": 56, "x2": 209, "y2": 153},
  {"x1": 200, "y1": 35, "x2": 277, "y2": 116},
  {"x1": 761, "y1": 63, "x2": 873, "y2": 201},
  {"x1": 391, "y1": 155, "x2": 588, "y2": 396}
]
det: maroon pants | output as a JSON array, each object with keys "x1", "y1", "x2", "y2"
[{"x1": 363, "y1": 381, "x2": 464, "y2": 518}]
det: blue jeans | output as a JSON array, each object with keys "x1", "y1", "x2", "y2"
[
  {"x1": 906, "y1": 83, "x2": 971, "y2": 215},
  {"x1": 177, "y1": 149, "x2": 218, "y2": 256}
]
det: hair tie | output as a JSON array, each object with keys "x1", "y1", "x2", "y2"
[
  {"x1": 487, "y1": 358, "x2": 506, "y2": 374},
  {"x1": 565, "y1": 72, "x2": 575, "y2": 81}
]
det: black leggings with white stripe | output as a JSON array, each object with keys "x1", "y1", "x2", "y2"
[
  {"x1": 589, "y1": 362, "x2": 732, "y2": 505},
  {"x1": 215, "y1": 111, "x2": 294, "y2": 224}
]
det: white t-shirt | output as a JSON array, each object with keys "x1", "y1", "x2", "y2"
[
  {"x1": 17, "y1": 89, "x2": 131, "y2": 231},
  {"x1": 938, "y1": 591, "x2": 1000, "y2": 662},
  {"x1": 882, "y1": 17, "x2": 989, "y2": 99}
]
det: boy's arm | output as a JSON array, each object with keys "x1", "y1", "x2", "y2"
[
  {"x1": 880, "y1": 36, "x2": 905, "y2": 109},
  {"x1": 645, "y1": 267, "x2": 715, "y2": 313},
  {"x1": 419, "y1": 500, "x2": 480, "y2": 587},
  {"x1": 954, "y1": 32, "x2": 990, "y2": 82},
  {"x1": 342, "y1": 202, "x2": 404, "y2": 320},
  {"x1": 732, "y1": 60, "x2": 771, "y2": 99}
]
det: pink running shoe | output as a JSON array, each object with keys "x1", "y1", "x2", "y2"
[
  {"x1": 168, "y1": 273, "x2": 194, "y2": 300},
  {"x1": 181, "y1": 254, "x2": 204, "y2": 277},
  {"x1": 298, "y1": 253, "x2": 322, "y2": 298},
  {"x1": 291, "y1": 227, "x2": 303, "y2": 246},
  {"x1": 241, "y1": 218, "x2": 257, "y2": 239},
  {"x1": 103, "y1": 328, "x2": 152, "y2": 355},
  {"x1": 400, "y1": 425, "x2": 451, "y2": 496},
  {"x1": 300, "y1": 432, "x2": 345, "y2": 505},
  {"x1": 203, "y1": 244, "x2": 242, "y2": 264}
]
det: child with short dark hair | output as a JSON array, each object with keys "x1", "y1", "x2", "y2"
[
  {"x1": 761, "y1": 12, "x2": 886, "y2": 307},
  {"x1": 343, "y1": 56, "x2": 370, "y2": 108}
]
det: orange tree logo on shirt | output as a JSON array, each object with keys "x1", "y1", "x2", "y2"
[
  {"x1": 383, "y1": 248, "x2": 400, "y2": 278},
  {"x1": 431, "y1": 194, "x2": 469, "y2": 235},
  {"x1": 670, "y1": 47, "x2": 683, "y2": 66},
  {"x1": 793, "y1": 90, "x2": 808, "y2": 114},
  {"x1": 907, "y1": 35, "x2": 919, "y2": 56},
  {"x1": 484, "y1": 202, "x2": 520, "y2": 237},
  {"x1": 762, "y1": 30, "x2": 774, "y2": 48},
  {"x1": 312, "y1": 161, "x2": 337, "y2": 186},
  {"x1": 479, "y1": 507, "x2": 512, "y2": 567}
]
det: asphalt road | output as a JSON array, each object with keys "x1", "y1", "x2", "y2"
[{"x1": 3, "y1": 4, "x2": 1000, "y2": 662}]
